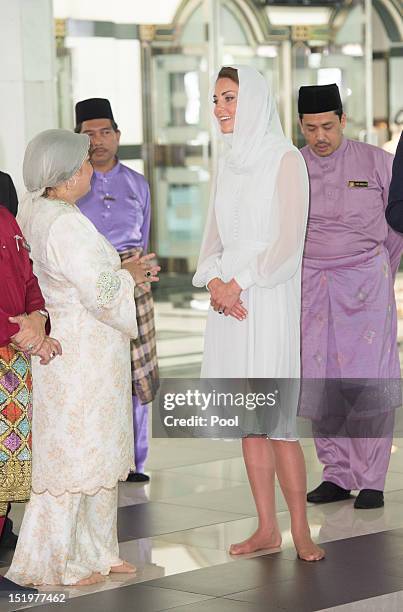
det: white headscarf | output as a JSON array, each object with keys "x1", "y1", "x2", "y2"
[
  {"x1": 193, "y1": 65, "x2": 298, "y2": 287},
  {"x1": 215, "y1": 64, "x2": 292, "y2": 173},
  {"x1": 18, "y1": 129, "x2": 89, "y2": 230}
]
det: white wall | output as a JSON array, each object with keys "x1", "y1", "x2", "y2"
[
  {"x1": 65, "y1": 37, "x2": 143, "y2": 144},
  {"x1": 0, "y1": 0, "x2": 57, "y2": 193},
  {"x1": 53, "y1": 0, "x2": 181, "y2": 24}
]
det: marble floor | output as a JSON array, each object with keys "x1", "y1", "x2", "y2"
[{"x1": 2, "y1": 279, "x2": 403, "y2": 611}]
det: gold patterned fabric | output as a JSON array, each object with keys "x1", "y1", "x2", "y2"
[{"x1": 0, "y1": 344, "x2": 32, "y2": 507}]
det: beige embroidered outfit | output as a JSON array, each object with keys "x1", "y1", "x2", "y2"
[{"x1": 7, "y1": 198, "x2": 137, "y2": 585}]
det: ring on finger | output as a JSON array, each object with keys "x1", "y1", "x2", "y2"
[
  {"x1": 145, "y1": 270, "x2": 152, "y2": 279},
  {"x1": 50, "y1": 351, "x2": 56, "y2": 359},
  {"x1": 27, "y1": 343, "x2": 34, "y2": 351}
]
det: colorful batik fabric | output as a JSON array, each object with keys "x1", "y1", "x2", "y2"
[{"x1": 0, "y1": 344, "x2": 32, "y2": 505}]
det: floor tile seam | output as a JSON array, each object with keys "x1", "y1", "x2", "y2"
[
  {"x1": 320, "y1": 526, "x2": 403, "y2": 543},
  {"x1": 222, "y1": 592, "x2": 290, "y2": 609},
  {"x1": 220, "y1": 581, "x2": 398, "y2": 606},
  {"x1": 162, "y1": 455, "x2": 242, "y2": 465},
  {"x1": 147, "y1": 455, "x2": 243, "y2": 468},
  {"x1": 372, "y1": 527, "x2": 403, "y2": 539},
  {"x1": 150, "y1": 534, "x2": 290, "y2": 557},
  {"x1": 158, "y1": 601, "x2": 217, "y2": 612},
  {"x1": 118, "y1": 499, "x2": 149, "y2": 508},
  {"x1": 117, "y1": 516, "x2": 250, "y2": 541},
  {"x1": 141, "y1": 557, "x2": 307, "y2": 592},
  {"x1": 372, "y1": 571, "x2": 403, "y2": 583},
  {"x1": 17, "y1": 584, "x2": 215, "y2": 609},
  {"x1": 316, "y1": 531, "x2": 403, "y2": 546},
  {"x1": 135, "y1": 582, "x2": 219, "y2": 597},
  {"x1": 145, "y1": 579, "x2": 298, "y2": 600},
  {"x1": 118, "y1": 499, "x2": 249, "y2": 515},
  {"x1": 302, "y1": 555, "x2": 403, "y2": 575},
  {"x1": 152, "y1": 468, "x2": 246, "y2": 485},
  {"x1": 150, "y1": 535, "x2": 235, "y2": 552},
  {"x1": 154, "y1": 498, "x2": 254, "y2": 517},
  {"x1": 150, "y1": 483, "x2": 248, "y2": 499},
  {"x1": 159, "y1": 596, "x2": 285, "y2": 612}
]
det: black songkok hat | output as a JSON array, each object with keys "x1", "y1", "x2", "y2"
[
  {"x1": 75, "y1": 98, "x2": 115, "y2": 125},
  {"x1": 298, "y1": 84, "x2": 342, "y2": 115}
]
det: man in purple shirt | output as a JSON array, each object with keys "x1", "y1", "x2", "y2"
[
  {"x1": 75, "y1": 98, "x2": 159, "y2": 483},
  {"x1": 298, "y1": 84, "x2": 403, "y2": 509}
]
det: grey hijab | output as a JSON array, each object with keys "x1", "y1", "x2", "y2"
[{"x1": 18, "y1": 129, "x2": 89, "y2": 228}]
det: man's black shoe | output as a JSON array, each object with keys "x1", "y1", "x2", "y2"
[
  {"x1": 0, "y1": 517, "x2": 18, "y2": 549},
  {"x1": 307, "y1": 481, "x2": 352, "y2": 504},
  {"x1": 0, "y1": 576, "x2": 38, "y2": 596},
  {"x1": 354, "y1": 489, "x2": 384, "y2": 509},
  {"x1": 126, "y1": 472, "x2": 150, "y2": 483}
]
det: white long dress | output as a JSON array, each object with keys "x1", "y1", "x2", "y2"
[
  {"x1": 193, "y1": 147, "x2": 308, "y2": 439},
  {"x1": 6, "y1": 197, "x2": 138, "y2": 585},
  {"x1": 194, "y1": 150, "x2": 308, "y2": 380}
]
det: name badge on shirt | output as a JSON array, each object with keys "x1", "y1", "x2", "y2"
[{"x1": 348, "y1": 180, "x2": 368, "y2": 188}]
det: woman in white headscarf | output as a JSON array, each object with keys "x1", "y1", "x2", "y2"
[
  {"x1": 193, "y1": 66, "x2": 324, "y2": 561},
  {"x1": 6, "y1": 129, "x2": 160, "y2": 586}
]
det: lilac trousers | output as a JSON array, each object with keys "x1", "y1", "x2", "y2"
[
  {"x1": 314, "y1": 436, "x2": 392, "y2": 491},
  {"x1": 302, "y1": 246, "x2": 400, "y2": 492},
  {"x1": 132, "y1": 396, "x2": 149, "y2": 473}
]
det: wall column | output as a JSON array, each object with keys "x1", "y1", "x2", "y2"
[{"x1": 0, "y1": 0, "x2": 57, "y2": 192}]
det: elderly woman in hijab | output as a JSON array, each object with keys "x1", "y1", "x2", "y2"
[
  {"x1": 6, "y1": 129, "x2": 160, "y2": 586},
  {"x1": 0, "y1": 205, "x2": 61, "y2": 594},
  {"x1": 193, "y1": 66, "x2": 324, "y2": 561}
]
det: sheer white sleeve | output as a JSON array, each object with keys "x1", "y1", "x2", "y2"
[
  {"x1": 192, "y1": 177, "x2": 223, "y2": 288},
  {"x1": 192, "y1": 207, "x2": 223, "y2": 287},
  {"x1": 235, "y1": 150, "x2": 309, "y2": 290},
  {"x1": 47, "y1": 213, "x2": 138, "y2": 339}
]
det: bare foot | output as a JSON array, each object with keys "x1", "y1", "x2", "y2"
[
  {"x1": 293, "y1": 532, "x2": 325, "y2": 562},
  {"x1": 109, "y1": 560, "x2": 136, "y2": 574},
  {"x1": 229, "y1": 528, "x2": 282, "y2": 555},
  {"x1": 75, "y1": 572, "x2": 106, "y2": 586}
]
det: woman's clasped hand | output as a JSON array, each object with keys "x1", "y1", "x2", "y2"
[
  {"x1": 121, "y1": 252, "x2": 161, "y2": 287},
  {"x1": 9, "y1": 311, "x2": 62, "y2": 364},
  {"x1": 33, "y1": 337, "x2": 63, "y2": 365},
  {"x1": 9, "y1": 311, "x2": 46, "y2": 353},
  {"x1": 207, "y1": 277, "x2": 247, "y2": 320}
]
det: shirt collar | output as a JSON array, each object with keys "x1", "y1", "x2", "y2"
[{"x1": 93, "y1": 159, "x2": 121, "y2": 179}]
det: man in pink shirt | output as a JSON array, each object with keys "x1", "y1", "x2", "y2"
[{"x1": 299, "y1": 84, "x2": 403, "y2": 509}]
